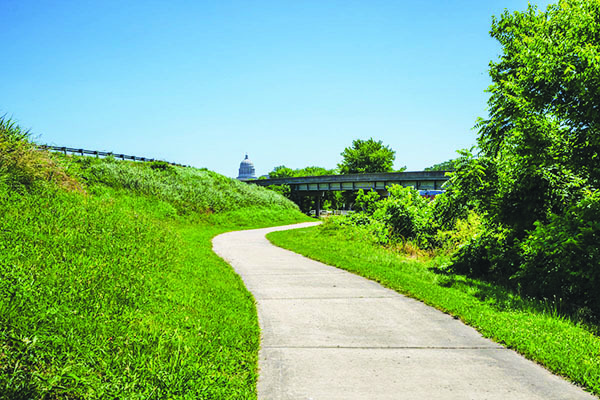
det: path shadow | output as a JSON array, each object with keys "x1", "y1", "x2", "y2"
[{"x1": 429, "y1": 264, "x2": 600, "y2": 335}]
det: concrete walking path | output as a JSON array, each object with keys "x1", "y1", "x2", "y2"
[{"x1": 212, "y1": 222, "x2": 595, "y2": 400}]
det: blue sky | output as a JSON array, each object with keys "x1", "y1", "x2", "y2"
[{"x1": 2, "y1": 0, "x2": 553, "y2": 177}]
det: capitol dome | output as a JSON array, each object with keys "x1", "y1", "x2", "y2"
[{"x1": 237, "y1": 154, "x2": 256, "y2": 180}]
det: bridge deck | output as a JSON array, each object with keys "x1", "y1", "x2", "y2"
[{"x1": 247, "y1": 171, "x2": 450, "y2": 192}]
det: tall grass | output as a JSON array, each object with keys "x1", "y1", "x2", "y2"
[
  {"x1": 0, "y1": 117, "x2": 309, "y2": 398},
  {"x1": 62, "y1": 155, "x2": 295, "y2": 214},
  {"x1": 0, "y1": 118, "x2": 79, "y2": 192}
]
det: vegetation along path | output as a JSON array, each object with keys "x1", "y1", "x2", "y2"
[{"x1": 212, "y1": 223, "x2": 595, "y2": 400}]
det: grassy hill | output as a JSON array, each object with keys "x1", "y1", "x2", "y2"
[{"x1": 0, "y1": 118, "x2": 310, "y2": 399}]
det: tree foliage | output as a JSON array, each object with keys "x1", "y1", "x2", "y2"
[
  {"x1": 425, "y1": 158, "x2": 459, "y2": 171},
  {"x1": 481, "y1": 0, "x2": 600, "y2": 185},
  {"x1": 447, "y1": 0, "x2": 600, "y2": 317},
  {"x1": 464, "y1": 0, "x2": 599, "y2": 230},
  {"x1": 518, "y1": 189, "x2": 600, "y2": 316},
  {"x1": 268, "y1": 165, "x2": 335, "y2": 179},
  {"x1": 338, "y1": 138, "x2": 396, "y2": 174},
  {"x1": 267, "y1": 165, "x2": 341, "y2": 212}
]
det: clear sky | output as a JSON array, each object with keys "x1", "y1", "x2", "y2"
[{"x1": 2, "y1": 0, "x2": 553, "y2": 177}]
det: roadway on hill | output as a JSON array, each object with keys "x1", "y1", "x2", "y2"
[{"x1": 212, "y1": 222, "x2": 595, "y2": 400}]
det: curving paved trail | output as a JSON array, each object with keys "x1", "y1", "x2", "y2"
[{"x1": 212, "y1": 222, "x2": 595, "y2": 400}]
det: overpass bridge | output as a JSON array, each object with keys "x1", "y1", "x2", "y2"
[{"x1": 247, "y1": 170, "x2": 450, "y2": 214}]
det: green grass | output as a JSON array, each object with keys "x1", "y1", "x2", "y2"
[
  {"x1": 60, "y1": 155, "x2": 298, "y2": 214},
  {"x1": 1, "y1": 188, "x2": 306, "y2": 398},
  {"x1": 0, "y1": 118, "x2": 312, "y2": 398},
  {"x1": 267, "y1": 223, "x2": 600, "y2": 397}
]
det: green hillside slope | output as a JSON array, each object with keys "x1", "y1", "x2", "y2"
[{"x1": 0, "y1": 118, "x2": 309, "y2": 399}]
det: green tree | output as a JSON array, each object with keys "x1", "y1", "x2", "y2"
[
  {"x1": 481, "y1": 0, "x2": 600, "y2": 183},
  {"x1": 425, "y1": 158, "x2": 460, "y2": 171},
  {"x1": 266, "y1": 165, "x2": 341, "y2": 212},
  {"x1": 338, "y1": 138, "x2": 396, "y2": 174},
  {"x1": 448, "y1": 0, "x2": 600, "y2": 316},
  {"x1": 268, "y1": 165, "x2": 294, "y2": 179},
  {"x1": 269, "y1": 165, "x2": 335, "y2": 178},
  {"x1": 470, "y1": 0, "x2": 600, "y2": 231}
]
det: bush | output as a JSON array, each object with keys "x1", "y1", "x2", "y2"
[
  {"x1": 434, "y1": 210, "x2": 482, "y2": 252},
  {"x1": 354, "y1": 189, "x2": 381, "y2": 214},
  {"x1": 149, "y1": 160, "x2": 175, "y2": 173},
  {"x1": 373, "y1": 185, "x2": 433, "y2": 245},
  {"x1": 327, "y1": 212, "x2": 390, "y2": 244},
  {"x1": 449, "y1": 187, "x2": 600, "y2": 320},
  {"x1": 334, "y1": 186, "x2": 476, "y2": 249},
  {"x1": 517, "y1": 189, "x2": 600, "y2": 317},
  {"x1": 429, "y1": 191, "x2": 469, "y2": 232},
  {"x1": 449, "y1": 224, "x2": 519, "y2": 281}
]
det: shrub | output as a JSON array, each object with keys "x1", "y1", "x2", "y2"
[
  {"x1": 321, "y1": 214, "x2": 390, "y2": 245},
  {"x1": 429, "y1": 191, "x2": 469, "y2": 232},
  {"x1": 373, "y1": 185, "x2": 433, "y2": 245},
  {"x1": 434, "y1": 210, "x2": 482, "y2": 252},
  {"x1": 334, "y1": 186, "x2": 466, "y2": 248},
  {"x1": 355, "y1": 189, "x2": 381, "y2": 214},
  {"x1": 517, "y1": 189, "x2": 600, "y2": 317},
  {"x1": 149, "y1": 160, "x2": 175, "y2": 173},
  {"x1": 449, "y1": 223, "x2": 520, "y2": 283}
]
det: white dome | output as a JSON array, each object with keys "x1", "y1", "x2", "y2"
[{"x1": 237, "y1": 154, "x2": 256, "y2": 180}]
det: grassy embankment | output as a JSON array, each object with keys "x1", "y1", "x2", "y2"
[
  {"x1": 0, "y1": 118, "x2": 310, "y2": 399},
  {"x1": 268, "y1": 223, "x2": 600, "y2": 397}
]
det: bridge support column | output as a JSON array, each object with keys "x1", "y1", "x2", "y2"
[{"x1": 315, "y1": 192, "x2": 321, "y2": 217}]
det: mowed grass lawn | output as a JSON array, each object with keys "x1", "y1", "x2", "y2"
[{"x1": 268, "y1": 224, "x2": 600, "y2": 398}]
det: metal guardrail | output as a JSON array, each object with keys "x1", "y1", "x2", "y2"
[{"x1": 37, "y1": 145, "x2": 188, "y2": 167}]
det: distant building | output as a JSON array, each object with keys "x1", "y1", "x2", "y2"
[{"x1": 237, "y1": 154, "x2": 256, "y2": 180}]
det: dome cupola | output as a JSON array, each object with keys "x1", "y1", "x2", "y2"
[{"x1": 237, "y1": 154, "x2": 256, "y2": 180}]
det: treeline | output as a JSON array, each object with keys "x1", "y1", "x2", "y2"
[
  {"x1": 264, "y1": 138, "x2": 408, "y2": 212},
  {"x1": 264, "y1": 165, "x2": 341, "y2": 211},
  {"x1": 449, "y1": 0, "x2": 600, "y2": 319},
  {"x1": 329, "y1": 0, "x2": 600, "y2": 321}
]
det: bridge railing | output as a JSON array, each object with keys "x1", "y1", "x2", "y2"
[
  {"x1": 37, "y1": 145, "x2": 189, "y2": 167},
  {"x1": 248, "y1": 171, "x2": 450, "y2": 191}
]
